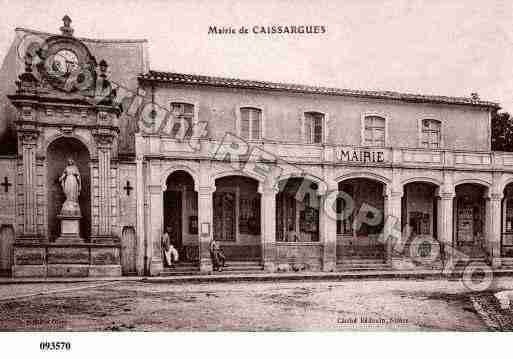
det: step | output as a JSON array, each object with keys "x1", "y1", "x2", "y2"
[
  {"x1": 337, "y1": 259, "x2": 387, "y2": 264},
  {"x1": 222, "y1": 266, "x2": 263, "y2": 272},
  {"x1": 501, "y1": 258, "x2": 513, "y2": 267},
  {"x1": 453, "y1": 258, "x2": 488, "y2": 268},
  {"x1": 226, "y1": 260, "x2": 260, "y2": 266},
  {"x1": 336, "y1": 260, "x2": 390, "y2": 271}
]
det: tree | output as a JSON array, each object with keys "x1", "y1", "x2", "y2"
[{"x1": 491, "y1": 111, "x2": 513, "y2": 152}]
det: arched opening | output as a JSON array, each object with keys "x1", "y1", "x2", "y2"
[
  {"x1": 502, "y1": 183, "x2": 513, "y2": 257},
  {"x1": 214, "y1": 175, "x2": 261, "y2": 262},
  {"x1": 454, "y1": 183, "x2": 488, "y2": 257},
  {"x1": 275, "y1": 177, "x2": 321, "y2": 242},
  {"x1": 47, "y1": 137, "x2": 90, "y2": 241},
  {"x1": 164, "y1": 170, "x2": 198, "y2": 262},
  {"x1": 336, "y1": 178, "x2": 386, "y2": 262},
  {"x1": 402, "y1": 181, "x2": 439, "y2": 261}
]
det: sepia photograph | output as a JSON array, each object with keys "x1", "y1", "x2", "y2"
[{"x1": 0, "y1": 0, "x2": 512, "y2": 356}]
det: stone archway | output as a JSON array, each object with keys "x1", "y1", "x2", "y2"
[
  {"x1": 402, "y1": 181, "x2": 439, "y2": 263},
  {"x1": 164, "y1": 170, "x2": 198, "y2": 262},
  {"x1": 214, "y1": 175, "x2": 261, "y2": 262},
  {"x1": 454, "y1": 183, "x2": 488, "y2": 257},
  {"x1": 336, "y1": 177, "x2": 386, "y2": 262},
  {"x1": 502, "y1": 183, "x2": 513, "y2": 257},
  {"x1": 47, "y1": 137, "x2": 91, "y2": 241}
]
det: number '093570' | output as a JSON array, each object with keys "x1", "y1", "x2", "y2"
[{"x1": 40, "y1": 342, "x2": 71, "y2": 351}]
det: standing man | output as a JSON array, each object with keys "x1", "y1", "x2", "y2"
[{"x1": 210, "y1": 237, "x2": 226, "y2": 271}]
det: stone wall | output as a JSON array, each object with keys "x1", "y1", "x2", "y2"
[{"x1": 148, "y1": 84, "x2": 492, "y2": 152}]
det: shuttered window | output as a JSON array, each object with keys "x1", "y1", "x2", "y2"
[
  {"x1": 305, "y1": 112, "x2": 324, "y2": 144},
  {"x1": 240, "y1": 107, "x2": 262, "y2": 140},
  {"x1": 364, "y1": 116, "x2": 385, "y2": 147},
  {"x1": 421, "y1": 119, "x2": 441, "y2": 148},
  {"x1": 171, "y1": 102, "x2": 194, "y2": 138}
]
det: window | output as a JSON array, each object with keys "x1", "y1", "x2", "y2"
[
  {"x1": 304, "y1": 112, "x2": 324, "y2": 144},
  {"x1": 364, "y1": 116, "x2": 385, "y2": 147},
  {"x1": 240, "y1": 107, "x2": 262, "y2": 140},
  {"x1": 171, "y1": 102, "x2": 194, "y2": 138},
  {"x1": 421, "y1": 119, "x2": 441, "y2": 148}
]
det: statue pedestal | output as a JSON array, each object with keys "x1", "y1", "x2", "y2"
[{"x1": 56, "y1": 214, "x2": 83, "y2": 243}]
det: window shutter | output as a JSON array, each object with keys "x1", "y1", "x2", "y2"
[
  {"x1": 304, "y1": 116, "x2": 312, "y2": 143},
  {"x1": 240, "y1": 108, "x2": 250, "y2": 139},
  {"x1": 252, "y1": 110, "x2": 261, "y2": 139}
]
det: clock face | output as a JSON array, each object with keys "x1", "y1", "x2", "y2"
[{"x1": 51, "y1": 49, "x2": 79, "y2": 76}]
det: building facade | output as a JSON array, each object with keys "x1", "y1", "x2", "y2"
[{"x1": 1, "y1": 18, "x2": 513, "y2": 277}]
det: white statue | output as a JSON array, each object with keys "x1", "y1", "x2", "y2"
[{"x1": 59, "y1": 158, "x2": 81, "y2": 216}]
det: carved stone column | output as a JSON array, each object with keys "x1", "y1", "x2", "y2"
[
  {"x1": 322, "y1": 182, "x2": 337, "y2": 272},
  {"x1": 261, "y1": 186, "x2": 277, "y2": 272},
  {"x1": 19, "y1": 129, "x2": 39, "y2": 238},
  {"x1": 135, "y1": 155, "x2": 145, "y2": 275},
  {"x1": 488, "y1": 193, "x2": 503, "y2": 268},
  {"x1": 198, "y1": 185, "x2": 214, "y2": 273},
  {"x1": 93, "y1": 129, "x2": 114, "y2": 240},
  {"x1": 148, "y1": 184, "x2": 164, "y2": 276},
  {"x1": 437, "y1": 192, "x2": 455, "y2": 268},
  {"x1": 386, "y1": 191, "x2": 403, "y2": 263}
]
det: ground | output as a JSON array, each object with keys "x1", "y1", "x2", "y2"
[{"x1": 0, "y1": 277, "x2": 513, "y2": 331}]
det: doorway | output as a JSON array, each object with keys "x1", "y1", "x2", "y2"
[
  {"x1": 121, "y1": 226, "x2": 136, "y2": 275},
  {"x1": 164, "y1": 190, "x2": 183, "y2": 257},
  {"x1": 0, "y1": 225, "x2": 14, "y2": 276}
]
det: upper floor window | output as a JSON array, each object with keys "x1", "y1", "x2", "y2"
[
  {"x1": 171, "y1": 102, "x2": 194, "y2": 137},
  {"x1": 421, "y1": 119, "x2": 441, "y2": 148},
  {"x1": 305, "y1": 112, "x2": 324, "y2": 144},
  {"x1": 364, "y1": 116, "x2": 386, "y2": 147},
  {"x1": 240, "y1": 107, "x2": 262, "y2": 140}
]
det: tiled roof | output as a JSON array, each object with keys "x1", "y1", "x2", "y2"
[{"x1": 139, "y1": 70, "x2": 500, "y2": 109}]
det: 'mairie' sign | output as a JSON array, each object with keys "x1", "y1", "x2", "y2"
[{"x1": 336, "y1": 147, "x2": 386, "y2": 163}]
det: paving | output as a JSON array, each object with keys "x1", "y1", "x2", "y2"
[{"x1": 0, "y1": 276, "x2": 513, "y2": 331}]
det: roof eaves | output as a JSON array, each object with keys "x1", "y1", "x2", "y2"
[{"x1": 138, "y1": 71, "x2": 500, "y2": 109}]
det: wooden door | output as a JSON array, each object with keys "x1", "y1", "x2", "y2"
[
  {"x1": 121, "y1": 226, "x2": 136, "y2": 275},
  {"x1": 0, "y1": 225, "x2": 14, "y2": 276}
]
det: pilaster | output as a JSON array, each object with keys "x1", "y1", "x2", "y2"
[
  {"x1": 198, "y1": 185, "x2": 215, "y2": 273},
  {"x1": 488, "y1": 192, "x2": 503, "y2": 268},
  {"x1": 148, "y1": 183, "x2": 164, "y2": 276},
  {"x1": 18, "y1": 128, "x2": 39, "y2": 239},
  {"x1": 261, "y1": 185, "x2": 277, "y2": 272},
  {"x1": 322, "y1": 181, "x2": 338, "y2": 272},
  {"x1": 93, "y1": 129, "x2": 115, "y2": 240},
  {"x1": 135, "y1": 155, "x2": 145, "y2": 275},
  {"x1": 437, "y1": 192, "x2": 455, "y2": 268},
  {"x1": 385, "y1": 190, "x2": 403, "y2": 262}
]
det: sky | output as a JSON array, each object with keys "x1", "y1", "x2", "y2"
[{"x1": 1, "y1": 0, "x2": 512, "y2": 112}]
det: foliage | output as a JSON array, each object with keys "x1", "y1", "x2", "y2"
[{"x1": 491, "y1": 111, "x2": 513, "y2": 152}]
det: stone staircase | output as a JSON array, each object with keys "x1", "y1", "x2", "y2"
[
  {"x1": 336, "y1": 259, "x2": 391, "y2": 271},
  {"x1": 160, "y1": 260, "x2": 263, "y2": 276},
  {"x1": 161, "y1": 262, "x2": 200, "y2": 276}
]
